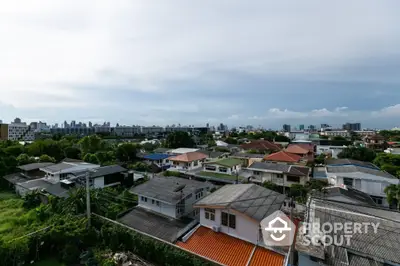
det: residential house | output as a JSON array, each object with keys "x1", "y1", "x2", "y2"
[
  {"x1": 167, "y1": 148, "x2": 199, "y2": 155},
  {"x1": 285, "y1": 143, "x2": 315, "y2": 162},
  {"x1": 198, "y1": 150, "x2": 229, "y2": 161},
  {"x1": 312, "y1": 185, "x2": 377, "y2": 206},
  {"x1": 153, "y1": 147, "x2": 172, "y2": 154},
  {"x1": 231, "y1": 152, "x2": 265, "y2": 167},
  {"x1": 316, "y1": 145, "x2": 347, "y2": 159},
  {"x1": 296, "y1": 197, "x2": 400, "y2": 266},
  {"x1": 177, "y1": 184, "x2": 287, "y2": 266},
  {"x1": 202, "y1": 158, "x2": 243, "y2": 175},
  {"x1": 247, "y1": 162, "x2": 310, "y2": 187},
  {"x1": 168, "y1": 152, "x2": 208, "y2": 171},
  {"x1": 363, "y1": 134, "x2": 386, "y2": 150},
  {"x1": 264, "y1": 151, "x2": 306, "y2": 165},
  {"x1": 119, "y1": 177, "x2": 212, "y2": 242},
  {"x1": 240, "y1": 140, "x2": 281, "y2": 153},
  {"x1": 142, "y1": 153, "x2": 172, "y2": 170},
  {"x1": 324, "y1": 159, "x2": 399, "y2": 207},
  {"x1": 40, "y1": 161, "x2": 100, "y2": 183}
]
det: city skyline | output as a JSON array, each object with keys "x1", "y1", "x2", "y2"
[{"x1": 1, "y1": 1, "x2": 400, "y2": 128}]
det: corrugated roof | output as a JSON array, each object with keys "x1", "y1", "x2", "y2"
[
  {"x1": 326, "y1": 165, "x2": 396, "y2": 178},
  {"x1": 241, "y1": 140, "x2": 281, "y2": 152},
  {"x1": 264, "y1": 151, "x2": 302, "y2": 163},
  {"x1": 177, "y1": 226, "x2": 284, "y2": 266},
  {"x1": 232, "y1": 152, "x2": 265, "y2": 158},
  {"x1": 285, "y1": 144, "x2": 309, "y2": 155},
  {"x1": 326, "y1": 159, "x2": 378, "y2": 169},
  {"x1": 248, "y1": 162, "x2": 310, "y2": 176},
  {"x1": 196, "y1": 184, "x2": 286, "y2": 222},
  {"x1": 40, "y1": 162, "x2": 77, "y2": 172},
  {"x1": 90, "y1": 165, "x2": 127, "y2": 178},
  {"x1": 169, "y1": 152, "x2": 208, "y2": 162},
  {"x1": 18, "y1": 162, "x2": 55, "y2": 171},
  {"x1": 143, "y1": 153, "x2": 171, "y2": 160}
]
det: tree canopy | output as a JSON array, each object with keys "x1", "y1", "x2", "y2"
[
  {"x1": 373, "y1": 153, "x2": 400, "y2": 177},
  {"x1": 337, "y1": 147, "x2": 376, "y2": 162},
  {"x1": 164, "y1": 131, "x2": 195, "y2": 149}
]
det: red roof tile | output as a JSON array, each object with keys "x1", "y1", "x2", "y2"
[
  {"x1": 241, "y1": 140, "x2": 281, "y2": 152},
  {"x1": 264, "y1": 151, "x2": 302, "y2": 163},
  {"x1": 177, "y1": 226, "x2": 284, "y2": 266},
  {"x1": 169, "y1": 152, "x2": 208, "y2": 162},
  {"x1": 285, "y1": 144, "x2": 309, "y2": 155}
]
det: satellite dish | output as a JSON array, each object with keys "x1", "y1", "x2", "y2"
[{"x1": 173, "y1": 184, "x2": 186, "y2": 192}]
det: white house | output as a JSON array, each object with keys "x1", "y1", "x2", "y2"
[
  {"x1": 316, "y1": 145, "x2": 347, "y2": 158},
  {"x1": 325, "y1": 159, "x2": 399, "y2": 207},
  {"x1": 129, "y1": 176, "x2": 212, "y2": 219},
  {"x1": 167, "y1": 148, "x2": 199, "y2": 155},
  {"x1": 246, "y1": 162, "x2": 310, "y2": 188},
  {"x1": 202, "y1": 158, "x2": 243, "y2": 175},
  {"x1": 168, "y1": 152, "x2": 208, "y2": 171}
]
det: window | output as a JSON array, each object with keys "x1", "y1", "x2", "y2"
[
  {"x1": 141, "y1": 196, "x2": 147, "y2": 202},
  {"x1": 193, "y1": 160, "x2": 199, "y2": 166},
  {"x1": 205, "y1": 208, "x2": 215, "y2": 221},
  {"x1": 205, "y1": 165, "x2": 216, "y2": 171},
  {"x1": 287, "y1": 176, "x2": 300, "y2": 183},
  {"x1": 253, "y1": 171, "x2": 262, "y2": 176},
  {"x1": 221, "y1": 212, "x2": 236, "y2": 229},
  {"x1": 276, "y1": 174, "x2": 283, "y2": 178},
  {"x1": 156, "y1": 201, "x2": 160, "y2": 206},
  {"x1": 343, "y1": 178, "x2": 353, "y2": 187},
  {"x1": 152, "y1": 199, "x2": 155, "y2": 204},
  {"x1": 219, "y1": 167, "x2": 228, "y2": 173},
  {"x1": 371, "y1": 196, "x2": 383, "y2": 205},
  {"x1": 196, "y1": 191, "x2": 203, "y2": 200}
]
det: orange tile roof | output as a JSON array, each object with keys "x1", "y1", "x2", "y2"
[
  {"x1": 241, "y1": 140, "x2": 281, "y2": 152},
  {"x1": 264, "y1": 151, "x2": 302, "y2": 163},
  {"x1": 285, "y1": 144, "x2": 309, "y2": 155},
  {"x1": 177, "y1": 226, "x2": 284, "y2": 266},
  {"x1": 168, "y1": 152, "x2": 208, "y2": 162},
  {"x1": 249, "y1": 247, "x2": 284, "y2": 266}
]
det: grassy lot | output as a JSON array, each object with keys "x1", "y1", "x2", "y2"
[
  {"x1": 0, "y1": 191, "x2": 18, "y2": 201},
  {"x1": 33, "y1": 258, "x2": 65, "y2": 266},
  {"x1": 198, "y1": 171, "x2": 238, "y2": 180}
]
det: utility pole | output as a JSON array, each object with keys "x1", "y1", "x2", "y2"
[
  {"x1": 86, "y1": 171, "x2": 91, "y2": 228},
  {"x1": 289, "y1": 196, "x2": 295, "y2": 265}
]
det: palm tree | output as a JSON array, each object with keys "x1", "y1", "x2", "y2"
[{"x1": 384, "y1": 184, "x2": 400, "y2": 210}]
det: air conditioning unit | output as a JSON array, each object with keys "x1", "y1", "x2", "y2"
[{"x1": 212, "y1": 225, "x2": 220, "y2": 232}]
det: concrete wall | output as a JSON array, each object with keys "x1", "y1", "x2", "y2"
[
  {"x1": 138, "y1": 195, "x2": 177, "y2": 218},
  {"x1": 171, "y1": 160, "x2": 204, "y2": 171},
  {"x1": 203, "y1": 163, "x2": 241, "y2": 175},
  {"x1": 251, "y1": 171, "x2": 308, "y2": 187},
  {"x1": 199, "y1": 208, "x2": 260, "y2": 244},
  {"x1": 94, "y1": 176, "x2": 104, "y2": 188}
]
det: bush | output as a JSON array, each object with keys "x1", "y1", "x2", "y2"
[{"x1": 163, "y1": 171, "x2": 181, "y2": 177}]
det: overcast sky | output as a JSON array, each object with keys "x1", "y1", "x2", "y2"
[{"x1": 1, "y1": 0, "x2": 400, "y2": 129}]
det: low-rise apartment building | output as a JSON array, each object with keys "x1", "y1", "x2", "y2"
[
  {"x1": 202, "y1": 158, "x2": 243, "y2": 175},
  {"x1": 7, "y1": 118, "x2": 35, "y2": 141}
]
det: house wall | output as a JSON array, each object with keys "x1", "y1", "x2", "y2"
[
  {"x1": 138, "y1": 195, "x2": 177, "y2": 218},
  {"x1": 199, "y1": 208, "x2": 260, "y2": 244},
  {"x1": 328, "y1": 175, "x2": 398, "y2": 207},
  {"x1": 203, "y1": 163, "x2": 241, "y2": 175},
  {"x1": 94, "y1": 176, "x2": 104, "y2": 188},
  {"x1": 298, "y1": 253, "x2": 320, "y2": 266},
  {"x1": 251, "y1": 171, "x2": 308, "y2": 187},
  {"x1": 171, "y1": 160, "x2": 204, "y2": 171},
  {"x1": 15, "y1": 184, "x2": 29, "y2": 196}
]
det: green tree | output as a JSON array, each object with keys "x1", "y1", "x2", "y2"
[
  {"x1": 63, "y1": 146, "x2": 81, "y2": 159},
  {"x1": 384, "y1": 184, "x2": 400, "y2": 209},
  {"x1": 314, "y1": 154, "x2": 326, "y2": 165},
  {"x1": 274, "y1": 135, "x2": 290, "y2": 142},
  {"x1": 225, "y1": 137, "x2": 238, "y2": 144},
  {"x1": 16, "y1": 153, "x2": 36, "y2": 165},
  {"x1": 78, "y1": 135, "x2": 106, "y2": 154},
  {"x1": 39, "y1": 154, "x2": 56, "y2": 163},
  {"x1": 83, "y1": 153, "x2": 100, "y2": 164},
  {"x1": 333, "y1": 136, "x2": 347, "y2": 141},
  {"x1": 129, "y1": 162, "x2": 151, "y2": 172},
  {"x1": 337, "y1": 147, "x2": 376, "y2": 162},
  {"x1": 165, "y1": 131, "x2": 195, "y2": 149},
  {"x1": 95, "y1": 151, "x2": 116, "y2": 165},
  {"x1": 4, "y1": 145, "x2": 24, "y2": 157},
  {"x1": 373, "y1": 153, "x2": 400, "y2": 177},
  {"x1": 115, "y1": 143, "x2": 138, "y2": 163}
]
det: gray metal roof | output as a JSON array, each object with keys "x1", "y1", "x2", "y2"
[
  {"x1": 308, "y1": 199, "x2": 400, "y2": 264},
  {"x1": 129, "y1": 176, "x2": 210, "y2": 204},
  {"x1": 196, "y1": 184, "x2": 287, "y2": 222},
  {"x1": 248, "y1": 162, "x2": 310, "y2": 176},
  {"x1": 312, "y1": 186, "x2": 376, "y2": 206},
  {"x1": 3, "y1": 173, "x2": 29, "y2": 184},
  {"x1": 90, "y1": 165, "x2": 127, "y2": 178},
  {"x1": 45, "y1": 183, "x2": 71, "y2": 198},
  {"x1": 16, "y1": 178, "x2": 53, "y2": 190},
  {"x1": 18, "y1": 162, "x2": 55, "y2": 171},
  {"x1": 118, "y1": 207, "x2": 195, "y2": 242},
  {"x1": 40, "y1": 162, "x2": 76, "y2": 172},
  {"x1": 198, "y1": 150, "x2": 228, "y2": 158},
  {"x1": 326, "y1": 159, "x2": 378, "y2": 169},
  {"x1": 326, "y1": 165, "x2": 396, "y2": 178},
  {"x1": 153, "y1": 148, "x2": 171, "y2": 153}
]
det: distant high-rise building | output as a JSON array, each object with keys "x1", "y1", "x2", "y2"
[
  {"x1": 71, "y1": 120, "x2": 76, "y2": 127},
  {"x1": 308, "y1": 125, "x2": 316, "y2": 131},
  {"x1": 299, "y1": 124, "x2": 305, "y2": 130},
  {"x1": 343, "y1": 122, "x2": 361, "y2": 131},
  {"x1": 54, "y1": 123, "x2": 59, "y2": 128},
  {"x1": 321, "y1": 123, "x2": 330, "y2": 129},
  {"x1": 64, "y1": 121, "x2": 68, "y2": 128},
  {"x1": 14, "y1": 117, "x2": 21, "y2": 123},
  {"x1": 283, "y1": 124, "x2": 291, "y2": 132},
  {"x1": 88, "y1": 121, "x2": 93, "y2": 128}
]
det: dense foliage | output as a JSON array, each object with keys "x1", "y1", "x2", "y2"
[
  {"x1": 337, "y1": 146, "x2": 376, "y2": 162},
  {"x1": 165, "y1": 131, "x2": 195, "y2": 148},
  {"x1": 373, "y1": 153, "x2": 400, "y2": 177}
]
